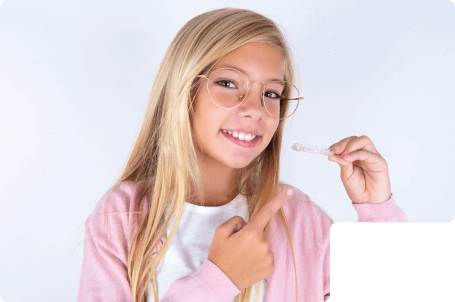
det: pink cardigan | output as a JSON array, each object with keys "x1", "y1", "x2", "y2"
[{"x1": 77, "y1": 181, "x2": 407, "y2": 302}]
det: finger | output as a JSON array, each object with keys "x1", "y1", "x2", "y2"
[
  {"x1": 247, "y1": 187, "x2": 294, "y2": 232},
  {"x1": 339, "y1": 149, "x2": 387, "y2": 169},
  {"x1": 232, "y1": 219, "x2": 248, "y2": 234},
  {"x1": 329, "y1": 135, "x2": 379, "y2": 156},
  {"x1": 328, "y1": 136, "x2": 358, "y2": 155},
  {"x1": 329, "y1": 149, "x2": 385, "y2": 169},
  {"x1": 217, "y1": 216, "x2": 247, "y2": 239}
]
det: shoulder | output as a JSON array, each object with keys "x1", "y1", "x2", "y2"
[
  {"x1": 276, "y1": 184, "x2": 334, "y2": 234},
  {"x1": 267, "y1": 184, "x2": 334, "y2": 254},
  {"x1": 87, "y1": 180, "x2": 150, "y2": 222},
  {"x1": 85, "y1": 180, "x2": 152, "y2": 240},
  {"x1": 82, "y1": 180, "x2": 159, "y2": 253}
]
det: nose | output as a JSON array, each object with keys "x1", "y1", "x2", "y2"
[{"x1": 241, "y1": 81, "x2": 265, "y2": 111}]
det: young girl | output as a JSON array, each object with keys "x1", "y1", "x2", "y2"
[{"x1": 77, "y1": 8, "x2": 407, "y2": 302}]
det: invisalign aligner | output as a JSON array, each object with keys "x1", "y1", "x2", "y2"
[{"x1": 291, "y1": 143, "x2": 334, "y2": 156}]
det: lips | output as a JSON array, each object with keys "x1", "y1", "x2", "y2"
[
  {"x1": 220, "y1": 129, "x2": 262, "y2": 137},
  {"x1": 221, "y1": 130, "x2": 261, "y2": 142},
  {"x1": 220, "y1": 129, "x2": 262, "y2": 141},
  {"x1": 221, "y1": 128, "x2": 262, "y2": 137},
  {"x1": 220, "y1": 130, "x2": 260, "y2": 148}
]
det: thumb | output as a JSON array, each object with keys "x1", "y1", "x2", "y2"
[
  {"x1": 217, "y1": 216, "x2": 247, "y2": 238},
  {"x1": 328, "y1": 154, "x2": 354, "y2": 182},
  {"x1": 338, "y1": 159, "x2": 354, "y2": 182}
]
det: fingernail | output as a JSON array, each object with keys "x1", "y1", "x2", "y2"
[
  {"x1": 286, "y1": 188, "x2": 293, "y2": 196},
  {"x1": 334, "y1": 144, "x2": 340, "y2": 150}
]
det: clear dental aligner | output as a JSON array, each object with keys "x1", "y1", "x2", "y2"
[{"x1": 291, "y1": 143, "x2": 334, "y2": 156}]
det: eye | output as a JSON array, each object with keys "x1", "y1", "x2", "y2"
[
  {"x1": 264, "y1": 90, "x2": 282, "y2": 100},
  {"x1": 215, "y1": 80, "x2": 237, "y2": 89}
]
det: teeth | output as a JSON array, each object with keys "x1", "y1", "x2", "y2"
[{"x1": 222, "y1": 130, "x2": 258, "y2": 141}]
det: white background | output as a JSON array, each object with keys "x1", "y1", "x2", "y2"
[{"x1": 0, "y1": 0, "x2": 454, "y2": 301}]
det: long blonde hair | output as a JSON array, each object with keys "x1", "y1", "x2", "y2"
[{"x1": 108, "y1": 8, "x2": 299, "y2": 302}]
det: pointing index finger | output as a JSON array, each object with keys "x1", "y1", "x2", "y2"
[{"x1": 248, "y1": 188, "x2": 294, "y2": 231}]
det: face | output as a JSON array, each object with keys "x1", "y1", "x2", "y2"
[{"x1": 191, "y1": 42, "x2": 284, "y2": 169}]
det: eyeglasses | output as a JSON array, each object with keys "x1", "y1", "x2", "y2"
[{"x1": 196, "y1": 67, "x2": 303, "y2": 120}]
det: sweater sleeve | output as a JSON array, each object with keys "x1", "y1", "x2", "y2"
[
  {"x1": 77, "y1": 184, "x2": 166, "y2": 302},
  {"x1": 78, "y1": 183, "x2": 240, "y2": 302},
  {"x1": 351, "y1": 194, "x2": 408, "y2": 222},
  {"x1": 160, "y1": 259, "x2": 240, "y2": 302},
  {"x1": 77, "y1": 188, "x2": 133, "y2": 301}
]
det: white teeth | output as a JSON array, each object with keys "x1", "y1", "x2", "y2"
[{"x1": 222, "y1": 130, "x2": 258, "y2": 141}]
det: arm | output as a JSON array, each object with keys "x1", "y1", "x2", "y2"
[
  {"x1": 78, "y1": 184, "x2": 239, "y2": 302},
  {"x1": 352, "y1": 193, "x2": 408, "y2": 222},
  {"x1": 77, "y1": 191, "x2": 133, "y2": 301},
  {"x1": 161, "y1": 259, "x2": 240, "y2": 302}
]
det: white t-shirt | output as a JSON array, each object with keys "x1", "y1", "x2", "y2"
[{"x1": 147, "y1": 193, "x2": 265, "y2": 301}]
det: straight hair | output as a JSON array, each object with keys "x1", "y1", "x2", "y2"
[{"x1": 105, "y1": 8, "x2": 300, "y2": 302}]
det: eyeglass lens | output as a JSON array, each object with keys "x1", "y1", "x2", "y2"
[{"x1": 207, "y1": 68, "x2": 299, "y2": 119}]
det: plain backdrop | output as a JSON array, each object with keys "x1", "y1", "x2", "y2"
[{"x1": 0, "y1": 0, "x2": 454, "y2": 301}]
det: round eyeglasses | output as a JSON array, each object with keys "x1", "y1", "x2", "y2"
[{"x1": 197, "y1": 67, "x2": 303, "y2": 120}]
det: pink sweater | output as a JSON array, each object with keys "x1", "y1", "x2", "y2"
[{"x1": 77, "y1": 181, "x2": 408, "y2": 302}]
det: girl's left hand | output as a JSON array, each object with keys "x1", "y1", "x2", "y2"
[{"x1": 328, "y1": 135, "x2": 391, "y2": 204}]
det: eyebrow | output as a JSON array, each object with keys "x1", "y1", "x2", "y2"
[{"x1": 220, "y1": 64, "x2": 284, "y2": 82}]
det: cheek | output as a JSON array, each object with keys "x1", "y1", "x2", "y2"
[
  {"x1": 269, "y1": 122, "x2": 280, "y2": 144},
  {"x1": 268, "y1": 120, "x2": 280, "y2": 138}
]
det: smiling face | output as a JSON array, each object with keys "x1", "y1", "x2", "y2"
[{"x1": 191, "y1": 42, "x2": 284, "y2": 170}]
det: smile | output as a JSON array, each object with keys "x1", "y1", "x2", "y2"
[{"x1": 220, "y1": 130, "x2": 260, "y2": 148}]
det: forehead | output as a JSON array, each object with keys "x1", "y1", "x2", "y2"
[{"x1": 212, "y1": 42, "x2": 285, "y2": 81}]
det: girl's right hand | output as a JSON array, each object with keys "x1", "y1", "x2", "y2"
[{"x1": 207, "y1": 188, "x2": 294, "y2": 290}]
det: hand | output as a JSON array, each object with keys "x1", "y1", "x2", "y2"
[
  {"x1": 207, "y1": 188, "x2": 294, "y2": 290},
  {"x1": 328, "y1": 135, "x2": 391, "y2": 204}
]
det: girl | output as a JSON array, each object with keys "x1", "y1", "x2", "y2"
[{"x1": 77, "y1": 8, "x2": 407, "y2": 302}]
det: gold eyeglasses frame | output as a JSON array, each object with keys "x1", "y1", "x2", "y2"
[{"x1": 196, "y1": 67, "x2": 303, "y2": 120}]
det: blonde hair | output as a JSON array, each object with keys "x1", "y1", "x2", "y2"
[{"x1": 108, "y1": 7, "x2": 299, "y2": 302}]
